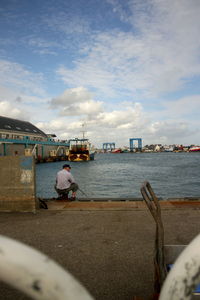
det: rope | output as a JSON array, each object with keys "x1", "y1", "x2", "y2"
[{"x1": 141, "y1": 181, "x2": 167, "y2": 293}]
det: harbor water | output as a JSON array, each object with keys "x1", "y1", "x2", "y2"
[{"x1": 36, "y1": 152, "x2": 200, "y2": 200}]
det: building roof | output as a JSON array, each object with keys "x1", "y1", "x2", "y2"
[{"x1": 0, "y1": 116, "x2": 47, "y2": 137}]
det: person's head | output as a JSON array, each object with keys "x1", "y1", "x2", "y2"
[{"x1": 63, "y1": 164, "x2": 71, "y2": 171}]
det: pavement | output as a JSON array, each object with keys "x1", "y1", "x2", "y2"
[{"x1": 0, "y1": 200, "x2": 200, "y2": 300}]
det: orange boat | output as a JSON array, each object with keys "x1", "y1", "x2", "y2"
[{"x1": 68, "y1": 138, "x2": 95, "y2": 161}]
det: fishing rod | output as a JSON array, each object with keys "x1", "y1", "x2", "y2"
[{"x1": 78, "y1": 187, "x2": 88, "y2": 197}]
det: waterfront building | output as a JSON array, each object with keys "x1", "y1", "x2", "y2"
[{"x1": 0, "y1": 116, "x2": 69, "y2": 162}]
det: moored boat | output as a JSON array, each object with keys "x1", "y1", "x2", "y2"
[
  {"x1": 189, "y1": 146, "x2": 200, "y2": 152},
  {"x1": 111, "y1": 148, "x2": 122, "y2": 153},
  {"x1": 163, "y1": 146, "x2": 174, "y2": 152},
  {"x1": 68, "y1": 138, "x2": 95, "y2": 161}
]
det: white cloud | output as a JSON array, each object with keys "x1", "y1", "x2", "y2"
[
  {"x1": 0, "y1": 101, "x2": 27, "y2": 120},
  {"x1": 27, "y1": 37, "x2": 58, "y2": 55},
  {"x1": 162, "y1": 95, "x2": 200, "y2": 118},
  {"x1": 36, "y1": 119, "x2": 67, "y2": 131},
  {"x1": 145, "y1": 120, "x2": 196, "y2": 145},
  {"x1": 0, "y1": 60, "x2": 46, "y2": 97},
  {"x1": 51, "y1": 87, "x2": 93, "y2": 106},
  {"x1": 96, "y1": 102, "x2": 143, "y2": 128},
  {"x1": 50, "y1": 87, "x2": 104, "y2": 117},
  {"x1": 0, "y1": 60, "x2": 52, "y2": 124},
  {"x1": 60, "y1": 100, "x2": 103, "y2": 117},
  {"x1": 44, "y1": 11, "x2": 90, "y2": 35},
  {"x1": 35, "y1": 101, "x2": 147, "y2": 146},
  {"x1": 35, "y1": 92, "x2": 200, "y2": 147},
  {"x1": 57, "y1": 0, "x2": 200, "y2": 99}
]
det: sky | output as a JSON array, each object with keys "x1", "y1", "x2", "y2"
[{"x1": 0, "y1": 0, "x2": 200, "y2": 148}]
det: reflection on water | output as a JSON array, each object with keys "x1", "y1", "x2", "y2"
[{"x1": 36, "y1": 152, "x2": 200, "y2": 199}]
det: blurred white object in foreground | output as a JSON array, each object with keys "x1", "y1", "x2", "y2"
[
  {"x1": 0, "y1": 235, "x2": 94, "y2": 300},
  {"x1": 160, "y1": 234, "x2": 200, "y2": 300}
]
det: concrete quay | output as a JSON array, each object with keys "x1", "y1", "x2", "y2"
[
  {"x1": 45, "y1": 197, "x2": 200, "y2": 211},
  {"x1": 0, "y1": 200, "x2": 200, "y2": 300}
]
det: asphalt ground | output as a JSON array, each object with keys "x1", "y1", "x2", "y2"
[{"x1": 0, "y1": 203, "x2": 200, "y2": 300}]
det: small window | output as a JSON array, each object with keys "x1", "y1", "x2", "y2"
[
  {"x1": 16, "y1": 127, "x2": 21, "y2": 130},
  {"x1": 25, "y1": 128, "x2": 30, "y2": 131},
  {"x1": 4, "y1": 125, "x2": 11, "y2": 129},
  {"x1": 33, "y1": 130, "x2": 37, "y2": 133}
]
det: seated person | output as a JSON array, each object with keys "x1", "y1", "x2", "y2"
[{"x1": 55, "y1": 164, "x2": 78, "y2": 200}]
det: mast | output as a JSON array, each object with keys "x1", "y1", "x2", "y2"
[{"x1": 81, "y1": 123, "x2": 86, "y2": 140}]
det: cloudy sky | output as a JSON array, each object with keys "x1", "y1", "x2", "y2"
[{"x1": 1, "y1": 0, "x2": 200, "y2": 148}]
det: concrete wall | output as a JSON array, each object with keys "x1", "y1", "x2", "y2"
[
  {"x1": 0, "y1": 144, "x2": 3, "y2": 156},
  {"x1": 0, "y1": 156, "x2": 36, "y2": 212}
]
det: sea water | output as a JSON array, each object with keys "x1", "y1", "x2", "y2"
[{"x1": 36, "y1": 152, "x2": 200, "y2": 199}]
